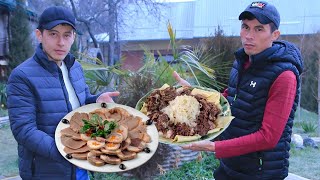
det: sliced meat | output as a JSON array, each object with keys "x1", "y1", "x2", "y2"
[
  {"x1": 120, "y1": 137, "x2": 131, "y2": 150},
  {"x1": 121, "y1": 116, "x2": 141, "y2": 130},
  {"x1": 142, "y1": 133, "x2": 151, "y2": 143},
  {"x1": 127, "y1": 138, "x2": 146, "y2": 152},
  {"x1": 106, "y1": 133, "x2": 123, "y2": 144},
  {"x1": 101, "y1": 147, "x2": 121, "y2": 155},
  {"x1": 117, "y1": 150, "x2": 137, "y2": 160},
  {"x1": 64, "y1": 145, "x2": 89, "y2": 154},
  {"x1": 61, "y1": 136, "x2": 86, "y2": 150},
  {"x1": 105, "y1": 107, "x2": 130, "y2": 122},
  {"x1": 70, "y1": 112, "x2": 89, "y2": 133},
  {"x1": 72, "y1": 152, "x2": 88, "y2": 160},
  {"x1": 60, "y1": 127, "x2": 81, "y2": 140},
  {"x1": 104, "y1": 142, "x2": 121, "y2": 151},
  {"x1": 87, "y1": 140, "x2": 105, "y2": 150},
  {"x1": 89, "y1": 149, "x2": 103, "y2": 156},
  {"x1": 90, "y1": 108, "x2": 109, "y2": 120},
  {"x1": 115, "y1": 125, "x2": 128, "y2": 140},
  {"x1": 128, "y1": 128, "x2": 144, "y2": 139},
  {"x1": 87, "y1": 152, "x2": 105, "y2": 166},
  {"x1": 100, "y1": 155, "x2": 122, "y2": 165}
]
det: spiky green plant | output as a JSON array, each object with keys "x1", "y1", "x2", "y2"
[
  {"x1": 80, "y1": 22, "x2": 233, "y2": 106},
  {"x1": 77, "y1": 52, "x2": 128, "y2": 94},
  {"x1": 301, "y1": 121, "x2": 318, "y2": 133},
  {"x1": 159, "y1": 22, "x2": 230, "y2": 91}
]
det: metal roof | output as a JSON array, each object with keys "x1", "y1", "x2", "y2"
[
  {"x1": 0, "y1": 0, "x2": 16, "y2": 10},
  {"x1": 95, "y1": 0, "x2": 320, "y2": 42}
]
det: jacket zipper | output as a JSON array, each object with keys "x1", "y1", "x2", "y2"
[
  {"x1": 232, "y1": 60, "x2": 248, "y2": 105},
  {"x1": 258, "y1": 152, "x2": 263, "y2": 171},
  {"x1": 32, "y1": 156, "x2": 35, "y2": 176}
]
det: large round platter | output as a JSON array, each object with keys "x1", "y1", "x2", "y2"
[
  {"x1": 135, "y1": 85, "x2": 233, "y2": 145},
  {"x1": 55, "y1": 103, "x2": 159, "y2": 172}
]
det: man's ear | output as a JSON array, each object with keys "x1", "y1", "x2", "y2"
[
  {"x1": 272, "y1": 29, "x2": 280, "y2": 41},
  {"x1": 35, "y1": 29, "x2": 42, "y2": 42}
]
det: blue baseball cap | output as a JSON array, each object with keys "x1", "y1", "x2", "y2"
[
  {"x1": 37, "y1": 6, "x2": 76, "y2": 30},
  {"x1": 239, "y1": 1, "x2": 280, "y2": 29}
]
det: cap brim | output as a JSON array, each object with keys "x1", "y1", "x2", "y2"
[
  {"x1": 40, "y1": 20, "x2": 76, "y2": 30},
  {"x1": 239, "y1": 11, "x2": 271, "y2": 25}
]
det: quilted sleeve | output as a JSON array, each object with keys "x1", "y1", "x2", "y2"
[
  {"x1": 7, "y1": 69, "x2": 65, "y2": 163},
  {"x1": 84, "y1": 84, "x2": 101, "y2": 104}
]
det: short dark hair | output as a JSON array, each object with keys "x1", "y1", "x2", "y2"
[
  {"x1": 241, "y1": 13, "x2": 278, "y2": 33},
  {"x1": 269, "y1": 22, "x2": 277, "y2": 32}
]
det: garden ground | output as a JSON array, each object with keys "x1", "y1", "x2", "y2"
[{"x1": 1, "y1": 107, "x2": 319, "y2": 180}]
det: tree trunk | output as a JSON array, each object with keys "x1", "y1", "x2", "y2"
[
  {"x1": 108, "y1": 0, "x2": 116, "y2": 66},
  {"x1": 318, "y1": 58, "x2": 320, "y2": 136}
]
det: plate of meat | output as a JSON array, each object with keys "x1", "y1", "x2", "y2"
[
  {"x1": 55, "y1": 103, "x2": 159, "y2": 172},
  {"x1": 135, "y1": 84, "x2": 234, "y2": 145}
]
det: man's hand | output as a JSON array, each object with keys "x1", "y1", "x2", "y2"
[
  {"x1": 96, "y1": 91, "x2": 120, "y2": 103},
  {"x1": 181, "y1": 140, "x2": 215, "y2": 152},
  {"x1": 173, "y1": 71, "x2": 191, "y2": 87}
]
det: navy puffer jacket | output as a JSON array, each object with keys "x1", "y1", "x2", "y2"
[
  {"x1": 7, "y1": 44, "x2": 99, "y2": 179},
  {"x1": 220, "y1": 41, "x2": 303, "y2": 180}
]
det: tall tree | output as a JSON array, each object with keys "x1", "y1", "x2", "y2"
[
  {"x1": 69, "y1": 0, "x2": 161, "y2": 65},
  {"x1": 316, "y1": 32, "x2": 320, "y2": 136},
  {"x1": 8, "y1": 0, "x2": 33, "y2": 73}
]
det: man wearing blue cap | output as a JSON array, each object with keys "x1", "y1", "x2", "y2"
[
  {"x1": 7, "y1": 6, "x2": 119, "y2": 179},
  {"x1": 180, "y1": 1, "x2": 303, "y2": 179}
]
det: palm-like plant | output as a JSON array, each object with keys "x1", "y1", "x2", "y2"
[
  {"x1": 77, "y1": 52, "x2": 128, "y2": 93},
  {"x1": 80, "y1": 22, "x2": 233, "y2": 106},
  {"x1": 163, "y1": 22, "x2": 230, "y2": 91}
]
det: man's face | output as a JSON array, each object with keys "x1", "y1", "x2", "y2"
[
  {"x1": 35, "y1": 24, "x2": 75, "y2": 65},
  {"x1": 240, "y1": 19, "x2": 280, "y2": 56}
]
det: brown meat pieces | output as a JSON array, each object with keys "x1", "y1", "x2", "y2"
[
  {"x1": 194, "y1": 95, "x2": 220, "y2": 136},
  {"x1": 145, "y1": 86, "x2": 221, "y2": 137},
  {"x1": 146, "y1": 87, "x2": 177, "y2": 112}
]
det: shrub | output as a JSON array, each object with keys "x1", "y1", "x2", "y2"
[
  {"x1": 0, "y1": 83, "x2": 7, "y2": 109},
  {"x1": 300, "y1": 121, "x2": 317, "y2": 133}
]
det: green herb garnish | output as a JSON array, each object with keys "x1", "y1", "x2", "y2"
[{"x1": 80, "y1": 114, "x2": 117, "y2": 138}]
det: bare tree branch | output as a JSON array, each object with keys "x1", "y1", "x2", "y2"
[{"x1": 69, "y1": 0, "x2": 99, "y2": 47}]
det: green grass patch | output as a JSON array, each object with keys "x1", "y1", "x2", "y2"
[
  {"x1": 289, "y1": 146, "x2": 320, "y2": 180},
  {"x1": 155, "y1": 152, "x2": 219, "y2": 180},
  {"x1": 0, "y1": 124, "x2": 19, "y2": 177},
  {"x1": 294, "y1": 107, "x2": 319, "y2": 136},
  {"x1": 0, "y1": 108, "x2": 8, "y2": 117}
]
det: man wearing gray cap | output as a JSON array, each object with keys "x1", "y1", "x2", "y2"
[
  {"x1": 181, "y1": 1, "x2": 303, "y2": 179},
  {"x1": 7, "y1": 6, "x2": 119, "y2": 179}
]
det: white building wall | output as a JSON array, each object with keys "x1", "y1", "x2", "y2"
[{"x1": 98, "y1": 0, "x2": 320, "y2": 42}]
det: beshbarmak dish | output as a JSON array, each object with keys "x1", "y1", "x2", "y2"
[{"x1": 139, "y1": 84, "x2": 234, "y2": 143}]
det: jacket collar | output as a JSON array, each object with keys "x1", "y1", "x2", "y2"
[
  {"x1": 234, "y1": 41, "x2": 303, "y2": 73},
  {"x1": 234, "y1": 43, "x2": 280, "y2": 69},
  {"x1": 33, "y1": 44, "x2": 75, "y2": 74}
]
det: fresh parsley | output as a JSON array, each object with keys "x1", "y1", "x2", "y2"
[{"x1": 80, "y1": 114, "x2": 117, "y2": 138}]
